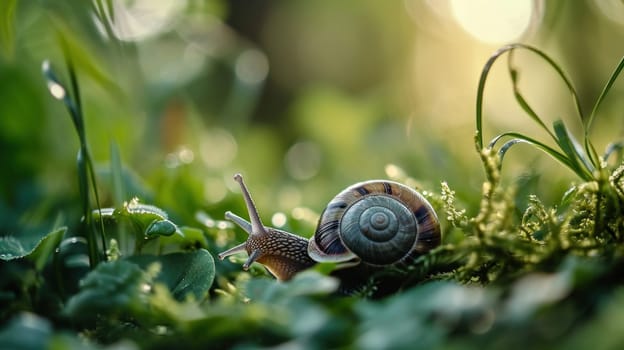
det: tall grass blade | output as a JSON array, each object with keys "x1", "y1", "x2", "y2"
[
  {"x1": 507, "y1": 54, "x2": 557, "y2": 142},
  {"x1": 587, "y1": 55, "x2": 624, "y2": 132},
  {"x1": 585, "y1": 55, "x2": 624, "y2": 168},
  {"x1": 43, "y1": 58, "x2": 106, "y2": 267},
  {"x1": 603, "y1": 141, "x2": 624, "y2": 164},
  {"x1": 553, "y1": 121, "x2": 594, "y2": 181},
  {"x1": 110, "y1": 142, "x2": 125, "y2": 206},
  {"x1": 0, "y1": 0, "x2": 16, "y2": 59}
]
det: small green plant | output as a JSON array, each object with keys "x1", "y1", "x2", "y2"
[{"x1": 0, "y1": 57, "x2": 215, "y2": 346}]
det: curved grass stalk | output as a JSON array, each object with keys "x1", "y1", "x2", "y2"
[
  {"x1": 585, "y1": 55, "x2": 624, "y2": 167},
  {"x1": 476, "y1": 44, "x2": 624, "y2": 181},
  {"x1": 587, "y1": 55, "x2": 624, "y2": 135},
  {"x1": 488, "y1": 132, "x2": 575, "y2": 173},
  {"x1": 476, "y1": 43, "x2": 584, "y2": 151}
]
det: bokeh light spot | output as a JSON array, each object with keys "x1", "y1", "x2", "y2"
[
  {"x1": 285, "y1": 141, "x2": 322, "y2": 180},
  {"x1": 450, "y1": 0, "x2": 537, "y2": 44},
  {"x1": 200, "y1": 128, "x2": 237, "y2": 169},
  {"x1": 271, "y1": 212, "x2": 287, "y2": 228},
  {"x1": 97, "y1": 0, "x2": 187, "y2": 41},
  {"x1": 235, "y1": 49, "x2": 269, "y2": 85},
  {"x1": 204, "y1": 177, "x2": 228, "y2": 204}
]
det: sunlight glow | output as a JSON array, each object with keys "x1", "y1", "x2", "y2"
[
  {"x1": 97, "y1": 0, "x2": 187, "y2": 41},
  {"x1": 450, "y1": 0, "x2": 537, "y2": 44}
]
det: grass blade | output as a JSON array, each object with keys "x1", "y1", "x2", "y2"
[
  {"x1": 507, "y1": 53, "x2": 557, "y2": 142},
  {"x1": 488, "y1": 132, "x2": 575, "y2": 173},
  {"x1": 603, "y1": 141, "x2": 624, "y2": 164},
  {"x1": 476, "y1": 44, "x2": 583, "y2": 150},
  {"x1": 553, "y1": 121, "x2": 594, "y2": 180},
  {"x1": 587, "y1": 55, "x2": 624, "y2": 132},
  {"x1": 0, "y1": 0, "x2": 17, "y2": 59},
  {"x1": 584, "y1": 55, "x2": 624, "y2": 168}
]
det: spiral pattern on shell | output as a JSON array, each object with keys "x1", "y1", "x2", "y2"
[{"x1": 308, "y1": 180, "x2": 441, "y2": 266}]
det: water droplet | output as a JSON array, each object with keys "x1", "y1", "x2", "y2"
[{"x1": 47, "y1": 81, "x2": 66, "y2": 100}]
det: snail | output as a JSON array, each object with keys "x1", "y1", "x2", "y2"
[{"x1": 218, "y1": 173, "x2": 441, "y2": 285}]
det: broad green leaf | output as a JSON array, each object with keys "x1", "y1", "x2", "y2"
[
  {"x1": 0, "y1": 237, "x2": 27, "y2": 260},
  {"x1": 356, "y1": 281, "x2": 488, "y2": 350},
  {"x1": 242, "y1": 271, "x2": 339, "y2": 304},
  {"x1": 0, "y1": 227, "x2": 66, "y2": 271},
  {"x1": 158, "y1": 226, "x2": 209, "y2": 250},
  {"x1": 0, "y1": 313, "x2": 52, "y2": 350},
  {"x1": 28, "y1": 227, "x2": 67, "y2": 271},
  {"x1": 128, "y1": 249, "x2": 215, "y2": 300},
  {"x1": 63, "y1": 260, "x2": 151, "y2": 321}
]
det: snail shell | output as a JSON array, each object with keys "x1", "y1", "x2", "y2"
[
  {"x1": 309, "y1": 180, "x2": 441, "y2": 267},
  {"x1": 218, "y1": 174, "x2": 441, "y2": 281}
]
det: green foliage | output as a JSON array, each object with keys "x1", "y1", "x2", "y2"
[
  {"x1": 3, "y1": 3, "x2": 624, "y2": 350},
  {"x1": 128, "y1": 250, "x2": 214, "y2": 301}
]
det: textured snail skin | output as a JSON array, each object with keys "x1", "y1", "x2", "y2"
[
  {"x1": 218, "y1": 174, "x2": 441, "y2": 283},
  {"x1": 217, "y1": 174, "x2": 315, "y2": 280}
]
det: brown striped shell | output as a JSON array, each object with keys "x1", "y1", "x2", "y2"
[{"x1": 308, "y1": 180, "x2": 441, "y2": 266}]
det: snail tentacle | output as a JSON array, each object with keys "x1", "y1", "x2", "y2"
[
  {"x1": 217, "y1": 242, "x2": 247, "y2": 260},
  {"x1": 225, "y1": 211, "x2": 252, "y2": 234},
  {"x1": 233, "y1": 173, "x2": 267, "y2": 236},
  {"x1": 243, "y1": 249, "x2": 263, "y2": 270}
]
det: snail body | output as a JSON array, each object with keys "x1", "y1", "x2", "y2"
[{"x1": 218, "y1": 174, "x2": 441, "y2": 282}]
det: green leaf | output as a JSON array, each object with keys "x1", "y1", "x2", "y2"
[
  {"x1": 0, "y1": 227, "x2": 66, "y2": 271},
  {"x1": 356, "y1": 281, "x2": 490, "y2": 350},
  {"x1": 0, "y1": 0, "x2": 16, "y2": 59},
  {"x1": 0, "y1": 313, "x2": 52, "y2": 350},
  {"x1": 158, "y1": 226, "x2": 209, "y2": 250},
  {"x1": 128, "y1": 249, "x2": 215, "y2": 300},
  {"x1": 0, "y1": 237, "x2": 27, "y2": 260},
  {"x1": 242, "y1": 271, "x2": 339, "y2": 304},
  {"x1": 145, "y1": 219, "x2": 177, "y2": 237},
  {"x1": 28, "y1": 227, "x2": 67, "y2": 271},
  {"x1": 63, "y1": 260, "x2": 151, "y2": 321}
]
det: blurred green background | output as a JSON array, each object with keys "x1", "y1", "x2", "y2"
[{"x1": 1, "y1": 0, "x2": 624, "y2": 245}]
